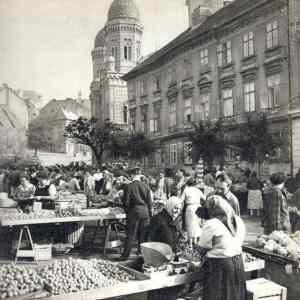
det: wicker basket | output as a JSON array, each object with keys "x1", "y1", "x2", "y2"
[{"x1": 34, "y1": 244, "x2": 52, "y2": 261}]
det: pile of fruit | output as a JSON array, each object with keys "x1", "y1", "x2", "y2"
[
  {"x1": 256, "y1": 231, "x2": 300, "y2": 259},
  {"x1": 1, "y1": 210, "x2": 56, "y2": 221},
  {"x1": 89, "y1": 259, "x2": 134, "y2": 282},
  {"x1": 38, "y1": 258, "x2": 133, "y2": 295},
  {"x1": 0, "y1": 264, "x2": 44, "y2": 299}
]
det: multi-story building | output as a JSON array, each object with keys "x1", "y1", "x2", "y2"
[
  {"x1": 29, "y1": 98, "x2": 90, "y2": 156},
  {"x1": 90, "y1": 0, "x2": 143, "y2": 127},
  {"x1": 123, "y1": 0, "x2": 300, "y2": 173}
]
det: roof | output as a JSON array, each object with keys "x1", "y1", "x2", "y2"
[
  {"x1": 108, "y1": 0, "x2": 140, "y2": 22},
  {"x1": 123, "y1": 0, "x2": 278, "y2": 80}
]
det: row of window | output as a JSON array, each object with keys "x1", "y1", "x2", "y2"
[
  {"x1": 223, "y1": 73, "x2": 280, "y2": 117},
  {"x1": 129, "y1": 20, "x2": 280, "y2": 98},
  {"x1": 216, "y1": 20, "x2": 278, "y2": 67},
  {"x1": 111, "y1": 39, "x2": 141, "y2": 62},
  {"x1": 170, "y1": 142, "x2": 193, "y2": 166},
  {"x1": 129, "y1": 73, "x2": 280, "y2": 132}
]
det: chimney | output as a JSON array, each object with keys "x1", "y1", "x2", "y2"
[
  {"x1": 186, "y1": 0, "x2": 193, "y2": 28},
  {"x1": 186, "y1": 0, "x2": 224, "y2": 28}
]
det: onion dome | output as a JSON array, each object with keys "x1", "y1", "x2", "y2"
[
  {"x1": 108, "y1": 0, "x2": 140, "y2": 21},
  {"x1": 94, "y1": 28, "x2": 105, "y2": 48}
]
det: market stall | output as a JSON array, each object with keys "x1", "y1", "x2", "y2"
[
  {"x1": 0, "y1": 207, "x2": 126, "y2": 262},
  {"x1": 243, "y1": 230, "x2": 300, "y2": 300},
  {"x1": 0, "y1": 244, "x2": 265, "y2": 300}
]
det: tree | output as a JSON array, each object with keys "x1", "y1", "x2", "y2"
[
  {"x1": 64, "y1": 117, "x2": 124, "y2": 166},
  {"x1": 27, "y1": 124, "x2": 52, "y2": 156},
  {"x1": 237, "y1": 113, "x2": 284, "y2": 174},
  {"x1": 188, "y1": 119, "x2": 227, "y2": 167},
  {"x1": 126, "y1": 132, "x2": 156, "y2": 162}
]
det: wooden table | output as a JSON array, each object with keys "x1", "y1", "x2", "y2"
[
  {"x1": 0, "y1": 214, "x2": 126, "y2": 227},
  {"x1": 39, "y1": 270, "x2": 203, "y2": 300},
  {"x1": 0, "y1": 212, "x2": 126, "y2": 262}
]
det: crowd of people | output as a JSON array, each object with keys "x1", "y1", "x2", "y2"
[{"x1": 0, "y1": 161, "x2": 297, "y2": 300}]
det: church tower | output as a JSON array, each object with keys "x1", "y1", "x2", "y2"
[
  {"x1": 90, "y1": 0, "x2": 143, "y2": 127},
  {"x1": 106, "y1": 0, "x2": 143, "y2": 74}
]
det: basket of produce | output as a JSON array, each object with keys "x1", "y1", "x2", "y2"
[
  {"x1": 141, "y1": 242, "x2": 174, "y2": 268},
  {"x1": 245, "y1": 230, "x2": 300, "y2": 266}
]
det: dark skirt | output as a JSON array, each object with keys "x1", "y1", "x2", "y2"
[{"x1": 203, "y1": 255, "x2": 246, "y2": 300}]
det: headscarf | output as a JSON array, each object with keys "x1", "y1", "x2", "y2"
[
  {"x1": 205, "y1": 195, "x2": 237, "y2": 237},
  {"x1": 165, "y1": 196, "x2": 182, "y2": 219}
]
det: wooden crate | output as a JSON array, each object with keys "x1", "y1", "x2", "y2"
[
  {"x1": 265, "y1": 260, "x2": 300, "y2": 300},
  {"x1": 246, "y1": 278, "x2": 287, "y2": 300},
  {"x1": 34, "y1": 244, "x2": 52, "y2": 261}
]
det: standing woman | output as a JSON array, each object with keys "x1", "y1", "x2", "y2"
[
  {"x1": 197, "y1": 195, "x2": 246, "y2": 300},
  {"x1": 181, "y1": 177, "x2": 205, "y2": 248},
  {"x1": 247, "y1": 171, "x2": 263, "y2": 216}
]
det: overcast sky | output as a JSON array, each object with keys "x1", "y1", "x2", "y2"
[{"x1": 0, "y1": 0, "x2": 188, "y2": 102}]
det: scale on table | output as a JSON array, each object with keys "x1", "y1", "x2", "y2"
[{"x1": 141, "y1": 242, "x2": 190, "y2": 278}]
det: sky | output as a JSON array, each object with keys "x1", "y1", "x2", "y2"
[{"x1": 0, "y1": 0, "x2": 188, "y2": 102}]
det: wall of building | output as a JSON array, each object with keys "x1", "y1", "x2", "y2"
[{"x1": 126, "y1": 0, "x2": 295, "y2": 169}]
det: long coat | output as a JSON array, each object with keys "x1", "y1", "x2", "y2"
[{"x1": 263, "y1": 186, "x2": 291, "y2": 234}]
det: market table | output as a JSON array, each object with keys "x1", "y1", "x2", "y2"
[
  {"x1": 0, "y1": 211, "x2": 126, "y2": 262},
  {"x1": 39, "y1": 270, "x2": 204, "y2": 300}
]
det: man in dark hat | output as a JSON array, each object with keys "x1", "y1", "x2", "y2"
[{"x1": 120, "y1": 167, "x2": 152, "y2": 260}]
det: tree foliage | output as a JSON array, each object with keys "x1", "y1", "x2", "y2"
[
  {"x1": 126, "y1": 132, "x2": 156, "y2": 161},
  {"x1": 188, "y1": 119, "x2": 227, "y2": 166},
  {"x1": 27, "y1": 124, "x2": 52, "y2": 156},
  {"x1": 64, "y1": 117, "x2": 124, "y2": 166},
  {"x1": 237, "y1": 113, "x2": 284, "y2": 164}
]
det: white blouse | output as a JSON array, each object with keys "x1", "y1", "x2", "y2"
[
  {"x1": 182, "y1": 186, "x2": 205, "y2": 206},
  {"x1": 198, "y1": 217, "x2": 246, "y2": 258}
]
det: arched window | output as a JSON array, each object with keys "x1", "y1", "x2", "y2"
[
  {"x1": 136, "y1": 41, "x2": 141, "y2": 60},
  {"x1": 124, "y1": 38, "x2": 133, "y2": 61}
]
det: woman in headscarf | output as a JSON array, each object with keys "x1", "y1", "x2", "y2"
[
  {"x1": 196, "y1": 195, "x2": 246, "y2": 300},
  {"x1": 147, "y1": 185, "x2": 183, "y2": 252}
]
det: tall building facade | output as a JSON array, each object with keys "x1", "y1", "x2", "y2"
[
  {"x1": 90, "y1": 0, "x2": 143, "y2": 127},
  {"x1": 123, "y1": 0, "x2": 300, "y2": 172}
]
